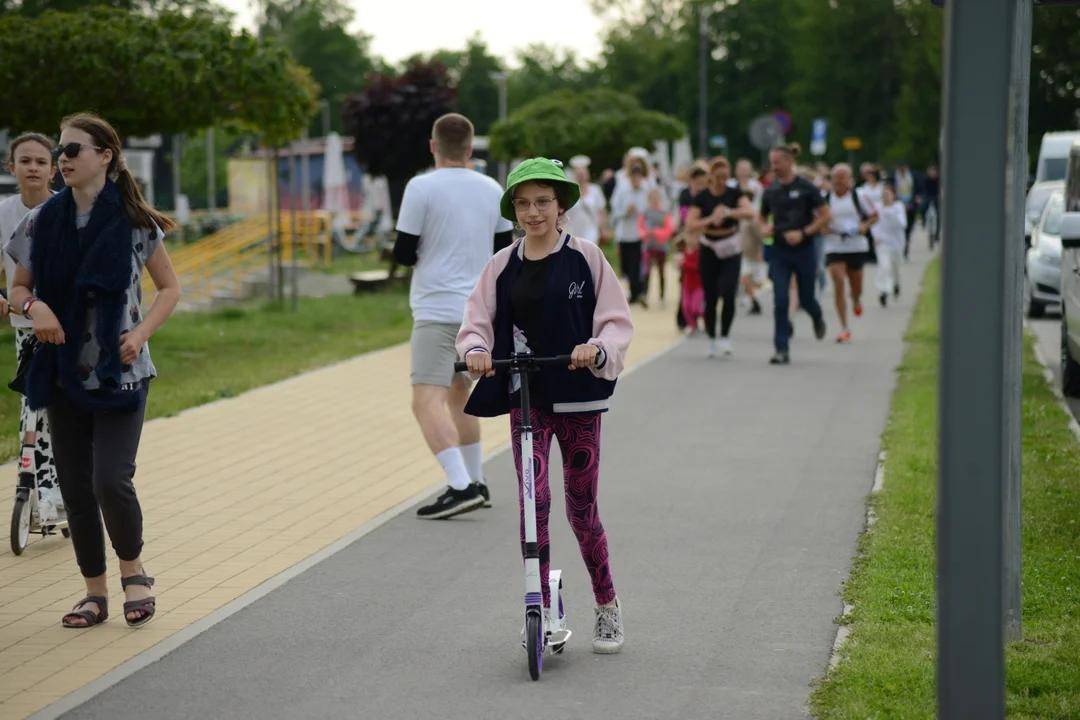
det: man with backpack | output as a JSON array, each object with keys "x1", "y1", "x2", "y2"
[{"x1": 822, "y1": 164, "x2": 879, "y2": 343}]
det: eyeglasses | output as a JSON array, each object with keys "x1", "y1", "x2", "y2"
[
  {"x1": 513, "y1": 197, "x2": 556, "y2": 212},
  {"x1": 52, "y1": 142, "x2": 103, "y2": 162}
]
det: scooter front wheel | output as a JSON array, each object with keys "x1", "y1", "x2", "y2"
[
  {"x1": 10, "y1": 497, "x2": 30, "y2": 556},
  {"x1": 526, "y1": 611, "x2": 543, "y2": 681}
]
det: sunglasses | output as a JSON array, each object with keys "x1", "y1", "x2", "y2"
[{"x1": 52, "y1": 142, "x2": 103, "y2": 162}]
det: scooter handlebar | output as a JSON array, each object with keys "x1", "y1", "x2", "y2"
[{"x1": 453, "y1": 354, "x2": 575, "y2": 373}]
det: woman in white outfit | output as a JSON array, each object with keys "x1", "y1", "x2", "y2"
[
  {"x1": 874, "y1": 183, "x2": 908, "y2": 307},
  {"x1": 823, "y1": 164, "x2": 878, "y2": 343},
  {"x1": 562, "y1": 155, "x2": 608, "y2": 244}
]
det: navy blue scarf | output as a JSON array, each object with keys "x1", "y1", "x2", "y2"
[{"x1": 26, "y1": 181, "x2": 141, "y2": 413}]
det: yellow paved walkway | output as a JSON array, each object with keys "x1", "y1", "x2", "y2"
[{"x1": 0, "y1": 281, "x2": 683, "y2": 719}]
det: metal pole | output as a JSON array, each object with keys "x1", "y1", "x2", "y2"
[
  {"x1": 489, "y1": 72, "x2": 509, "y2": 186},
  {"x1": 697, "y1": 6, "x2": 708, "y2": 159},
  {"x1": 1002, "y1": 0, "x2": 1031, "y2": 647},
  {"x1": 276, "y1": 144, "x2": 284, "y2": 305},
  {"x1": 266, "y1": 146, "x2": 275, "y2": 301},
  {"x1": 206, "y1": 127, "x2": 216, "y2": 214},
  {"x1": 937, "y1": 0, "x2": 1018, "y2": 716},
  {"x1": 301, "y1": 128, "x2": 311, "y2": 213},
  {"x1": 290, "y1": 144, "x2": 299, "y2": 311}
]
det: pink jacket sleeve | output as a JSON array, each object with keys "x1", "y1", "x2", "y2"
[
  {"x1": 653, "y1": 214, "x2": 674, "y2": 243},
  {"x1": 579, "y1": 238, "x2": 634, "y2": 380},
  {"x1": 456, "y1": 244, "x2": 516, "y2": 362}
]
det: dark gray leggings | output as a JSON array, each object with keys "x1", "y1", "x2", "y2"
[{"x1": 47, "y1": 384, "x2": 149, "y2": 578}]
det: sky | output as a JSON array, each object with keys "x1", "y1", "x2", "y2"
[{"x1": 219, "y1": 0, "x2": 607, "y2": 66}]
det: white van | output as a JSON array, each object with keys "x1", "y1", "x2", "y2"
[{"x1": 1035, "y1": 131, "x2": 1080, "y2": 184}]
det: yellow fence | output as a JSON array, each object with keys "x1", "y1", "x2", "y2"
[{"x1": 143, "y1": 211, "x2": 337, "y2": 306}]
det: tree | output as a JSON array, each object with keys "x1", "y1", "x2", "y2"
[
  {"x1": 507, "y1": 44, "x2": 600, "y2": 112},
  {"x1": 0, "y1": 7, "x2": 319, "y2": 144},
  {"x1": 488, "y1": 88, "x2": 685, "y2": 172},
  {"x1": 1029, "y1": 5, "x2": 1080, "y2": 170},
  {"x1": 889, "y1": 0, "x2": 944, "y2": 168},
  {"x1": 2, "y1": 0, "x2": 229, "y2": 19},
  {"x1": 340, "y1": 59, "x2": 457, "y2": 215},
  {"x1": 257, "y1": 0, "x2": 375, "y2": 137},
  {"x1": 408, "y1": 35, "x2": 505, "y2": 135},
  {"x1": 786, "y1": 0, "x2": 905, "y2": 164}
]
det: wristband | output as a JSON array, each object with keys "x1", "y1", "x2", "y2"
[{"x1": 22, "y1": 297, "x2": 36, "y2": 319}]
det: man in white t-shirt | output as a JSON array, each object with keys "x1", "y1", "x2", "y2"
[
  {"x1": 393, "y1": 113, "x2": 514, "y2": 520},
  {"x1": 561, "y1": 155, "x2": 608, "y2": 243}
]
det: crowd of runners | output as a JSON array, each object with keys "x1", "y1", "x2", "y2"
[{"x1": 1, "y1": 109, "x2": 940, "y2": 663}]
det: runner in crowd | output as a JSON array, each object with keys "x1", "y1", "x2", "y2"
[
  {"x1": 874, "y1": 182, "x2": 907, "y2": 306},
  {"x1": 823, "y1": 164, "x2": 879, "y2": 343},
  {"x1": 758, "y1": 143, "x2": 829, "y2": 365},
  {"x1": 674, "y1": 165, "x2": 708, "y2": 329},
  {"x1": 610, "y1": 157, "x2": 651, "y2": 306},
  {"x1": 458, "y1": 157, "x2": 633, "y2": 654},
  {"x1": 639, "y1": 188, "x2": 674, "y2": 307},
  {"x1": 893, "y1": 160, "x2": 918, "y2": 260},
  {"x1": 393, "y1": 113, "x2": 514, "y2": 519},
  {"x1": 1, "y1": 133, "x2": 63, "y2": 523},
  {"x1": 676, "y1": 232, "x2": 704, "y2": 333},
  {"x1": 859, "y1": 163, "x2": 884, "y2": 207},
  {"x1": 921, "y1": 164, "x2": 940, "y2": 249},
  {"x1": 733, "y1": 159, "x2": 765, "y2": 315},
  {"x1": 5, "y1": 112, "x2": 181, "y2": 628},
  {"x1": 684, "y1": 157, "x2": 755, "y2": 357},
  {"x1": 562, "y1": 155, "x2": 608, "y2": 245}
]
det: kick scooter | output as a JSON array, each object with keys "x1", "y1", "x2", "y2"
[
  {"x1": 455, "y1": 351, "x2": 573, "y2": 681},
  {"x1": 11, "y1": 439, "x2": 69, "y2": 555}
]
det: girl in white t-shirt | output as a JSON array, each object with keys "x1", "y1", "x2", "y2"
[
  {"x1": 824, "y1": 164, "x2": 879, "y2": 343},
  {"x1": 873, "y1": 183, "x2": 908, "y2": 307},
  {"x1": 0, "y1": 133, "x2": 63, "y2": 522}
]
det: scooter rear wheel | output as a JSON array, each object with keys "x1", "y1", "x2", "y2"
[{"x1": 526, "y1": 612, "x2": 542, "y2": 681}]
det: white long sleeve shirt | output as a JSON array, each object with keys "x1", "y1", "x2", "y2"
[{"x1": 874, "y1": 202, "x2": 908, "y2": 253}]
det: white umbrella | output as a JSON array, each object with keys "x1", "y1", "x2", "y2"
[
  {"x1": 322, "y1": 132, "x2": 350, "y2": 220},
  {"x1": 671, "y1": 135, "x2": 694, "y2": 173}
]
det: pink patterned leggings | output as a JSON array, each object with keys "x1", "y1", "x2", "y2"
[{"x1": 510, "y1": 409, "x2": 616, "y2": 607}]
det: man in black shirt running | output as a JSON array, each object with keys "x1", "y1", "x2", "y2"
[{"x1": 758, "y1": 143, "x2": 831, "y2": 364}]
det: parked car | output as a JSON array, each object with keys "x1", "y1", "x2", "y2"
[
  {"x1": 1035, "y1": 130, "x2": 1080, "y2": 184},
  {"x1": 1024, "y1": 180, "x2": 1064, "y2": 247},
  {"x1": 1025, "y1": 190, "x2": 1064, "y2": 318},
  {"x1": 1054, "y1": 138, "x2": 1080, "y2": 395}
]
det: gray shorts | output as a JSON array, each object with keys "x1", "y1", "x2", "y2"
[{"x1": 410, "y1": 321, "x2": 472, "y2": 387}]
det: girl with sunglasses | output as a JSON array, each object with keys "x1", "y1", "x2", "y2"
[
  {"x1": 1, "y1": 133, "x2": 64, "y2": 524},
  {"x1": 4, "y1": 112, "x2": 181, "y2": 629}
]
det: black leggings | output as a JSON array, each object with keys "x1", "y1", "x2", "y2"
[
  {"x1": 618, "y1": 241, "x2": 644, "y2": 303},
  {"x1": 48, "y1": 384, "x2": 149, "y2": 578},
  {"x1": 699, "y1": 245, "x2": 742, "y2": 339}
]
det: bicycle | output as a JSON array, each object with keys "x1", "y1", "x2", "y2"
[
  {"x1": 454, "y1": 352, "x2": 573, "y2": 681},
  {"x1": 925, "y1": 200, "x2": 940, "y2": 250}
]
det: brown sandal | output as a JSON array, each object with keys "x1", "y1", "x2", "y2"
[
  {"x1": 121, "y1": 574, "x2": 156, "y2": 628},
  {"x1": 62, "y1": 596, "x2": 108, "y2": 628}
]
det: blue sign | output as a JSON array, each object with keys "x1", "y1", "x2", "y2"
[
  {"x1": 709, "y1": 135, "x2": 727, "y2": 149},
  {"x1": 811, "y1": 119, "x2": 827, "y2": 156}
]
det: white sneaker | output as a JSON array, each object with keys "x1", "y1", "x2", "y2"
[
  {"x1": 707, "y1": 340, "x2": 718, "y2": 358},
  {"x1": 37, "y1": 492, "x2": 58, "y2": 523},
  {"x1": 718, "y1": 337, "x2": 733, "y2": 356},
  {"x1": 593, "y1": 598, "x2": 624, "y2": 654}
]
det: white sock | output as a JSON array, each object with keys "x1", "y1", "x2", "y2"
[
  {"x1": 460, "y1": 442, "x2": 484, "y2": 484},
  {"x1": 436, "y1": 447, "x2": 472, "y2": 491}
]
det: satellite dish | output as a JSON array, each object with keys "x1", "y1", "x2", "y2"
[{"x1": 749, "y1": 115, "x2": 784, "y2": 151}]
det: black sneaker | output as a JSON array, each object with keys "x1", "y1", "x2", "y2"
[
  {"x1": 813, "y1": 316, "x2": 827, "y2": 341},
  {"x1": 750, "y1": 299, "x2": 762, "y2": 315},
  {"x1": 416, "y1": 485, "x2": 485, "y2": 519},
  {"x1": 789, "y1": 320, "x2": 795, "y2": 338},
  {"x1": 769, "y1": 351, "x2": 791, "y2": 365},
  {"x1": 879, "y1": 292, "x2": 888, "y2": 308},
  {"x1": 894, "y1": 285, "x2": 900, "y2": 299},
  {"x1": 475, "y1": 482, "x2": 491, "y2": 508}
]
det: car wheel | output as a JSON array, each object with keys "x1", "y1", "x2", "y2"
[{"x1": 1024, "y1": 274, "x2": 1046, "y2": 318}]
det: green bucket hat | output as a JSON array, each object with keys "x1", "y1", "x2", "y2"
[{"x1": 500, "y1": 157, "x2": 581, "y2": 222}]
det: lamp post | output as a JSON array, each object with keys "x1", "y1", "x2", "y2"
[{"x1": 489, "y1": 71, "x2": 509, "y2": 186}]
